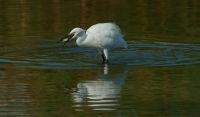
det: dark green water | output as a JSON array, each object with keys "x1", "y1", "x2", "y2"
[{"x1": 0, "y1": 0, "x2": 200, "y2": 116}]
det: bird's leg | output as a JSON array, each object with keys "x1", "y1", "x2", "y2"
[
  {"x1": 101, "y1": 54, "x2": 109, "y2": 63},
  {"x1": 104, "y1": 59, "x2": 109, "y2": 63},
  {"x1": 103, "y1": 49, "x2": 109, "y2": 63},
  {"x1": 101, "y1": 54, "x2": 106, "y2": 63},
  {"x1": 98, "y1": 49, "x2": 109, "y2": 63},
  {"x1": 98, "y1": 49, "x2": 106, "y2": 63}
]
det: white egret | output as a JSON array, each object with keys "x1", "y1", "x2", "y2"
[{"x1": 57, "y1": 23, "x2": 127, "y2": 63}]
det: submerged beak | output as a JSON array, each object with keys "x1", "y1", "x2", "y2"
[{"x1": 57, "y1": 33, "x2": 74, "y2": 48}]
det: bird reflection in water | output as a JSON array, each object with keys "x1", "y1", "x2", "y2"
[{"x1": 72, "y1": 64, "x2": 128, "y2": 111}]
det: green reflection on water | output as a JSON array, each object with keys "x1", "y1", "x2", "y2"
[
  {"x1": 1, "y1": 0, "x2": 200, "y2": 43},
  {"x1": 0, "y1": 0, "x2": 200, "y2": 116},
  {"x1": 1, "y1": 64, "x2": 199, "y2": 116}
]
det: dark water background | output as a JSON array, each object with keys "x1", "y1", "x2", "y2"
[{"x1": 0, "y1": 0, "x2": 200, "y2": 116}]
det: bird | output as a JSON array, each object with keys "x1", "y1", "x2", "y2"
[{"x1": 57, "y1": 23, "x2": 127, "y2": 63}]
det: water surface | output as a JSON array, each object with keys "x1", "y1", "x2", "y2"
[{"x1": 0, "y1": 0, "x2": 200, "y2": 116}]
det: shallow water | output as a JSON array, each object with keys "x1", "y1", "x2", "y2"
[
  {"x1": 1, "y1": 40, "x2": 200, "y2": 68},
  {"x1": 0, "y1": 0, "x2": 200, "y2": 117}
]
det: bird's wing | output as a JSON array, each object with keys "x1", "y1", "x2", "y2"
[
  {"x1": 86, "y1": 23, "x2": 122, "y2": 36},
  {"x1": 98, "y1": 29, "x2": 125, "y2": 48},
  {"x1": 86, "y1": 23, "x2": 127, "y2": 49}
]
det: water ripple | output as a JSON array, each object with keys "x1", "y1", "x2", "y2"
[{"x1": 0, "y1": 40, "x2": 199, "y2": 68}]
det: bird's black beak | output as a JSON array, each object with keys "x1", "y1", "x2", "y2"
[{"x1": 57, "y1": 33, "x2": 74, "y2": 48}]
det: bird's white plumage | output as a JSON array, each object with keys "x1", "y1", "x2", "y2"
[{"x1": 65, "y1": 23, "x2": 127, "y2": 62}]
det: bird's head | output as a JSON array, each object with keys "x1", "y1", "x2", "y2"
[{"x1": 57, "y1": 28, "x2": 85, "y2": 48}]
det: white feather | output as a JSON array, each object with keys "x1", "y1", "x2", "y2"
[{"x1": 65, "y1": 23, "x2": 128, "y2": 62}]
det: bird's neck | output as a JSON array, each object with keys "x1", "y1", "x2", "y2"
[{"x1": 76, "y1": 34, "x2": 87, "y2": 47}]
